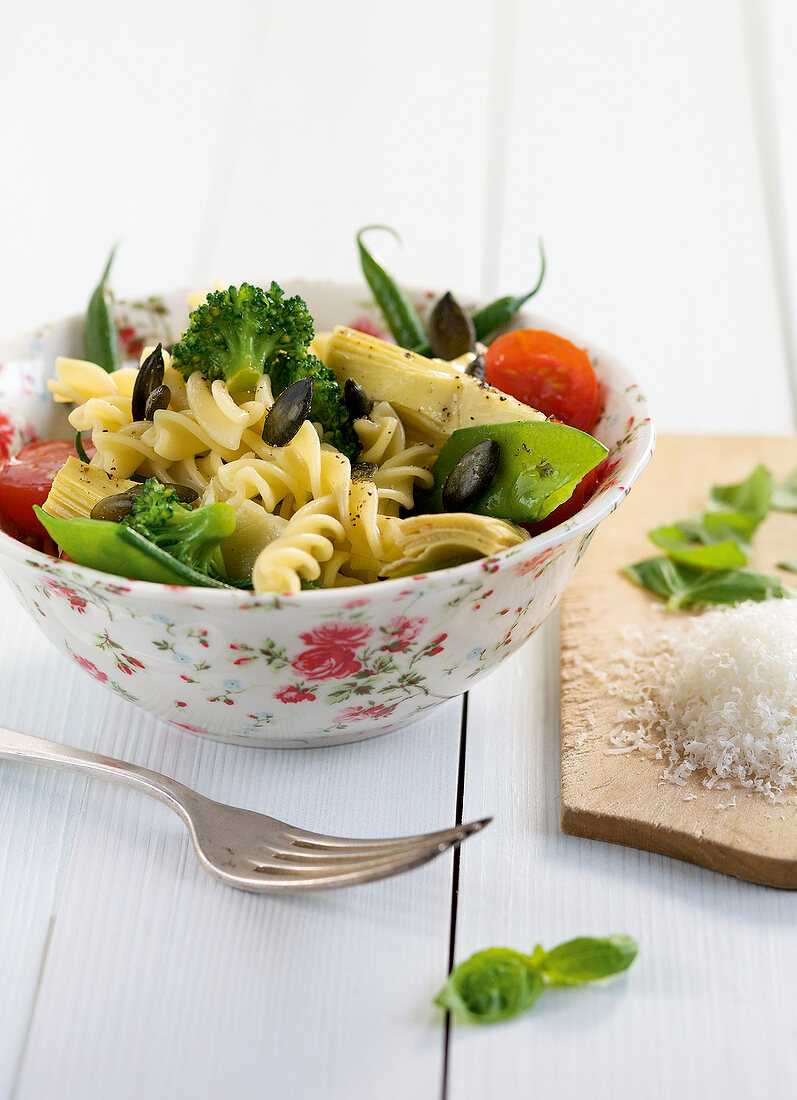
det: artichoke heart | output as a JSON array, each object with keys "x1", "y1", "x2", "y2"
[
  {"x1": 43, "y1": 456, "x2": 138, "y2": 520},
  {"x1": 379, "y1": 512, "x2": 529, "y2": 578},
  {"x1": 324, "y1": 326, "x2": 544, "y2": 445}
]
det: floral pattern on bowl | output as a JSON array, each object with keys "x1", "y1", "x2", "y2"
[{"x1": 0, "y1": 283, "x2": 654, "y2": 747}]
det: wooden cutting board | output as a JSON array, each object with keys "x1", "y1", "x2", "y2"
[{"x1": 560, "y1": 433, "x2": 797, "y2": 888}]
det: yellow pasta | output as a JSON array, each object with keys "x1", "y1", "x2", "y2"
[{"x1": 46, "y1": 322, "x2": 532, "y2": 592}]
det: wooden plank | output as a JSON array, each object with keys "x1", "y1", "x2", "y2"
[
  {"x1": 451, "y1": 2, "x2": 797, "y2": 1097},
  {"x1": 0, "y1": 0, "x2": 249, "y2": 342},
  {"x1": 492, "y1": 0, "x2": 792, "y2": 434},
  {"x1": 14, "y1": 698, "x2": 464, "y2": 1099},
  {"x1": 561, "y1": 433, "x2": 797, "y2": 887},
  {"x1": 449, "y1": 622, "x2": 797, "y2": 1099},
  {"x1": 0, "y1": 592, "x2": 123, "y2": 1098},
  {"x1": 197, "y1": 0, "x2": 495, "y2": 300}
]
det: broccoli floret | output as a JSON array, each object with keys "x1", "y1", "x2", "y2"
[
  {"x1": 171, "y1": 282, "x2": 315, "y2": 393},
  {"x1": 124, "y1": 479, "x2": 235, "y2": 582},
  {"x1": 270, "y1": 352, "x2": 360, "y2": 462}
]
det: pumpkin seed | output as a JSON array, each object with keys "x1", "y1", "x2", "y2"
[
  {"x1": 144, "y1": 384, "x2": 171, "y2": 419},
  {"x1": 441, "y1": 438, "x2": 500, "y2": 511},
  {"x1": 464, "y1": 354, "x2": 486, "y2": 381},
  {"x1": 132, "y1": 343, "x2": 165, "y2": 421},
  {"x1": 427, "y1": 291, "x2": 475, "y2": 361},
  {"x1": 90, "y1": 481, "x2": 198, "y2": 522},
  {"x1": 263, "y1": 377, "x2": 314, "y2": 446},
  {"x1": 344, "y1": 377, "x2": 373, "y2": 420}
]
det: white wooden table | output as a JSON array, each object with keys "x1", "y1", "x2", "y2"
[{"x1": 1, "y1": 2, "x2": 796, "y2": 1097}]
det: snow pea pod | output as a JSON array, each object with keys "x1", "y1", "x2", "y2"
[
  {"x1": 34, "y1": 507, "x2": 234, "y2": 588},
  {"x1": 83, "y1": 245, "x2": 120, "y2": 372},
  {"x1": 424, "y1": 420, "x2": 607, "y2": 523},
  {"x1": 357, "y1": 226, "x2": 427, "y2": 350}
]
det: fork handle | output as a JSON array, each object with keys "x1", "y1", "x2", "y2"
[{"x1": 0, "y1": 724, "x2": 193, "y2": 823}]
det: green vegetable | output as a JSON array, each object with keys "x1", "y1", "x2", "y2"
[
  {"x1": 647, "y1": 464, "x2": 772, "y2": 571},
  {"x1": 356, "y1": 226, "x2": 427, "y2": 350},
  {"x1": 74, "y1": 431, "x2": 91, "y2": 465},
  {"x1": 123, "y1": 479, "x2": 235, "y2": 582},
  {"x1": 34, "y1": 506, "x2": 235, "y2": 589},
  {"x1": 83, "y1": 246, "x2": 120, "y2": 372},
  {"x1": 625, "y1": 464, "x2": 792, "y2": 608},
  {"x1": 647, "y1": 524, "x2": 750, "y2": 570},
  {"x1": 356, "y1": 229, "x2": 546, "y2": 357},
  {"x1": 170, "y1": 282, "x2": 315, "y2": 393},
  {"x1": 624, "y1": 556, "x2": 794, "y2": 610},
  {"x1": 423, "y1": 421, "x2": 607, "y2": 523},
  {"x1": 469, "y1": 240, "x2": 546, "y2": 344},
  {"x1": 435, "y1": 949, "x2": 543, "y2": 1024},
  {"x1": 269, "y1": 353, "x2": 359, "y2": 461},
  {"x1": 34, "y1": 480, "x2": 238, "y2": 588},
  {"x1": 772, "y1": 466, "x2": 797, "y2": 512},
  {"x1": 170, "y1": 282, "x2": 358, "y2": 460},
  {"x1": 436, "y1": 935, "x2": 637, "y2": 1025},
  {"x1": 537, "y1": 936, "x2": 638, "y2": 985}
]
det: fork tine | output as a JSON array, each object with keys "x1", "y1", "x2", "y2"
[
  {"x1": 258, "y1": 818, "x2": 491, "y2": 869},
  {"x1": 275, "y1": 816, "x2": 492, "y2": 854},
  {"x1": 235, "y1": 821, "x2": 483, "y2": 891}
]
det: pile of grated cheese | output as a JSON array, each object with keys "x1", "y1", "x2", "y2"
[{"x1": 606, "y1": 600, "x2": 797, "y2": 799}]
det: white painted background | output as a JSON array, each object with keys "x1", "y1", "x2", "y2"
[{"x1": 1, "y1": 1, "x2": 796, "y2": 1098}]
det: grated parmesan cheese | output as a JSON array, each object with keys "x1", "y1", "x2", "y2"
[{"x1": 607, "y1": 600, "x2": 797, "y2": 799}]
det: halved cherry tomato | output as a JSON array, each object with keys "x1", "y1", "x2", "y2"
[
  {"x1": 0, "y1": 440, "x2": 79, "y2": 536},
  {"x1": 484, "y1": 329, "x2": 599, "y2": 432}
]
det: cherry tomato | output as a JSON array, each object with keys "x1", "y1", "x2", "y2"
[
  {"x1": 0, "y1": 440, "x2": 78, "y2": 536},
  {"x1": 484, "y1": 329, "x2": 599, "y2": 432}
]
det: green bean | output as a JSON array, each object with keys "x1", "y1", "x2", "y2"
[
  {"x1": 357, "y1": 226, "x2": 427, "y2": 350},
  {"x1": 74, "y1": 431, "x2": 91, "y2": 464},
  {"x1": 83, "y1": 245, "x2": 120, "y2": 372},
  {"x1": 470, "y1": 240, "x2": 546, "y2": 343},
  {"x1": 411, "y1": 241, "x2": 546, "y2": 357}
]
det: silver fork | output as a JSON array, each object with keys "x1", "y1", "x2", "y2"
[{"x1": 0, "y1": 725, "x2": 490, "y2": 892}]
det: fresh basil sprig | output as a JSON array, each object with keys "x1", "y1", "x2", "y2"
[
  {"x1": 772, "y1": 466, "x2": 797, "y2": 512},
  {"x1": 625, "y1": 464, "x2": 796, "y2": 608},
  {"x1": 435, "y1": 935, "x2": 637, "y2": 1025},
  {"x1": 84, "y1": 245, "x2": 120, "y2": 373}
]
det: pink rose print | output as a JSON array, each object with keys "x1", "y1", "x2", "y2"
[
  {"x1": 516, "y1": 550, "x2": 553, "y2": 577},
  {"x1": 298, "y1": 622, "x2": 373, "y2": 648},
  {"x1": 292, "y1": 621, "x2": 373, "y2": 681},
  {"x1": 381, "y1": 614, "x2": 425, "y2": 652},
  {"x1": 275, "y1": 684, "x2": 316, "y2": 704},
  {"x1": 423, "y1": 633, "x2": 447, "y2": 656},
  {"x1": 71, "y1": 653, "x2": 108, "y2": 683},
  {"x1": 339, "y1": 702, "x2": 399, "y2": 722},
  {"x1": 292, "y1": 647, "x2": 363, "y2": 680}
]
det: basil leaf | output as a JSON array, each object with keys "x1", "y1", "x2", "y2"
[
  {"x1": 648, "y1": 524, "x2": 748, "y2": 570},
  {"x1": 706, "y1": 464, "x2": 772, "y2": 531},
  {"x1": 426, "y1": 421, "x2": 607, "y2": 523},
  {"x1": 625, "y1": 556, "x2": 794, "y2": 610},
  {"x1": 778, "y1": 557, "x2": 797, "y2": 572},
  {"x1": 435, "y1": 948, "x2": 543, "y2": 1024},
  {"x1": 540, "y1": 936, "x2": 637, "y2": 985},
  {"x1": 83, "y1": 245, "x2": 120, "y2": 372},
  {"x1": 772, "y1": 467, "x2": 797, "y2": 512}
]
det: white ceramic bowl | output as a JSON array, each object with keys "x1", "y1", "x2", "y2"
[{"x1": 0, "y1": 282, "x2": 653, "y2": 746}]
